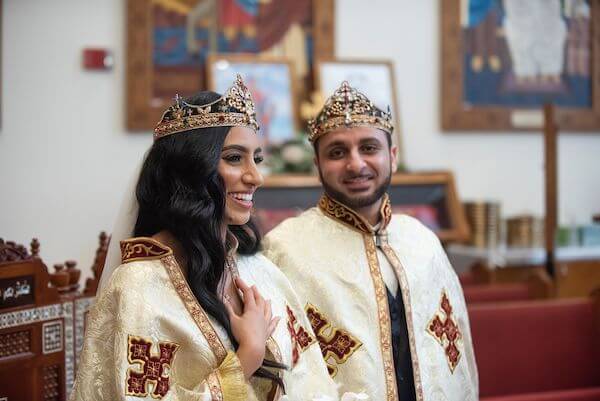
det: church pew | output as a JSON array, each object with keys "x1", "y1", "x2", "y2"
[
  {"x1": 463, "y1": 283, "x2": 531, "y2": 303},
  {"x1": 468, "y1": 297, "x2": 600, "y2": 401},
  {"x1": 461, "y1": 267, "x2": 553, "y2": 303}
]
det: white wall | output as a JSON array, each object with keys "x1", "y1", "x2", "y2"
[{"x1": 1, "y1": 0, "x2": 599, "y2": 278}]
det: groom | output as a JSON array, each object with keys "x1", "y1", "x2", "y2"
[{"x1": 263, "y1": 82, "x2": 478, "y2": 401}]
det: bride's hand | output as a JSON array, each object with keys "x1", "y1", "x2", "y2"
[{"x1": 225, "y1": 276, "x2": 280, "y2": 379}]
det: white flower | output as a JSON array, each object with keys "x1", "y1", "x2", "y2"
[{"x1": 281, "y1": 144, "x2": 306, "y2": 164}]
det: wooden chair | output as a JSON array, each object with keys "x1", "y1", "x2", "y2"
[
  {"x1": 0, "y1": 239, "x2": 67, "y2": 401},
  {"x1": 0, "y1": 233, "x2": 106, "y2": 401}
]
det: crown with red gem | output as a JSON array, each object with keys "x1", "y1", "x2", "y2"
[
  {"x1": 308, "y1": 81, "x2": 393, "y2": 143},
  {"x1": 153, "y1": 75, "x2": 259, "y2": 141}
]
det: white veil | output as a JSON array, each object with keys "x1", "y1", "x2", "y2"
[{"x1": 98, "y1": 156, "x2": 145, "y2": 292}]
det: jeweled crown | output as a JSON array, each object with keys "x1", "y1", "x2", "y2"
[
  {"x1": 308, "y1": 81, "x2": 393, "y2": 143},
  {"x1": 154, "y1": 74, "x2": 259, "y2": 141}
]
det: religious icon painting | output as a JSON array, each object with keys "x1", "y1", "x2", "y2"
[
  {"x1": 126, "y1": 0, "x2": 335, "y2": 131},
  {"x1": 441, "y1": 0, "x2": 600, "y2": 131},
  {"x1": 207, "y1": 54, "x2": 298, "y2": 146}
]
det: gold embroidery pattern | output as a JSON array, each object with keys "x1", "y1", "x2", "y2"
[
  {"x1": 125, "y1": 335, "x2": 179, "y2": 399},
  {"x1": 318, "y1": 194, "x2": 392, "y2": 234},
  {"x1": 380, "y1": 244, "x2": 425, "y2": 401},
  {"x1": 363, "y1": 235, "x2": 399, "y2": 401},
  {"x1": 120, "y1": 237, "x2": 173, "y2": 264},
  {"x1": 161, "y1": 255, "x2": 228, "y2": 362},
  {"x1": 207, "y1": 371, "x2": 223, "y2": 401},
  {"x1": 381, "y1": 198, "x2": 392, "y2": 228},
  {"x1": 305, "y1": 303, "x2": 362, "y2": 377},
  {"x1": 426, "y1": 290, "x2": 462, "y2": 373}
]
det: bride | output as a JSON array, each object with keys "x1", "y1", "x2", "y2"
[{"x1": 70, "y1": 76, "x2": 367, "y2": 401}]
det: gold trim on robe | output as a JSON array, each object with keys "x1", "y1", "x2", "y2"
[
  {"x1": 318, "y1": 194, "x2": 391, "y2": 234},
  {"x1": 362, "y1": 235, "x2": 399, "y2": 401},
  {"x1": 380, "y1": 243, "x2": 425, "y2": 400},
  {"x1": 120, "y1": 237, "x2": 173, "y2": 263},
  {"x1": 317, "y1": 194, "x2": 425, "y2": 401},
  {"x1": 162, "y1": 255, "x2": 228, "y2": 362}
]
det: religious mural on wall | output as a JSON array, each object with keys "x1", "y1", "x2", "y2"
[
  {"x1": 151, "y1": 0, "x2": 313, "y2": 99},
  {"x1": 462, "y1": 0, "x2": 591, "y2": 109}
]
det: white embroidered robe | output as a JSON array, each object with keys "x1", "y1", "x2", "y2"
[
  {"x1": 262, "y1": 195, "x2": 479, "y2": 401},
  {"x1": 69, "y1": 237, "x2": 339, "y2": 401}
]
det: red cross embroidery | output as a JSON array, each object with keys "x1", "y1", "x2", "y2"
[
  {"x1": 126, "y1": 335, "x2": 179, "y2": 398},
  {"x1": 286, "y1": 305, "x2": 315, "y2": 366},
  {"x1": 427, "y1": 291, "x2": 462, "y2": 372},
  {"x1": 305, "y1": 303, "x2": 362, "y2": 377}
]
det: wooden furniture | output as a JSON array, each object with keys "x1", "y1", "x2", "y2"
[
  {"x1": 0, "y1": 235, "x2": 104, "y2": 401},
  {"x1": 469, "y1": 296, "x2": 600, "y2": 400},
  {"x1": 450, "y1": 245, "x2": 600, "y2": 298},
  {"x1": 556, "y1": 259, "x2": 600, "y2": 298},
  {"x1": 462, "y1": 276, "x2": 553, "y2": 304},
  {"x1": 544, "y1": 104, "x2": 558, "y2": 277},
  {"x1": 0, "y1": 239, "x2": 67, "y2": 401},
  {"x1": 255, "y1": 171, "x2": 469, "y2": 243},
  {"x1": 83, "y1": 232, "x2": 108, "y2": 296}
]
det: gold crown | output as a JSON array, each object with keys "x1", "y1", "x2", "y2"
[
  {"x1": 308, "y1": 81, "x2": 393, "y2": 143},
  {"x1": 154, "y1": 74, "x2": 259, "y2": 141}
]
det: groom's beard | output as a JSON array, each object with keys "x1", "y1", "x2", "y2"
[{"x1": 319, "y1": 170, "x2": 391, "y2": 211}]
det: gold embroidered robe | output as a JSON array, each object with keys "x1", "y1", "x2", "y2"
[
  {"x1": 262, "y1": 195, "x2": 479, "y2": 401},
  {"x1": 70, "y1": 237, "x2": 339, "y2": 401}
]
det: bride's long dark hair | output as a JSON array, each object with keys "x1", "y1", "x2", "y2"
[{"x1": 133, "y1": 91, "x2": 284, "y2": 386}]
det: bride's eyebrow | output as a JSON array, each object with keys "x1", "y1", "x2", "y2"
[
  {"x1": 222, "y1": 145, "x2": 248, "y2": 153},
  {"x1": 222, "y1": 145, "x2": 263, "y2": 155}
]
